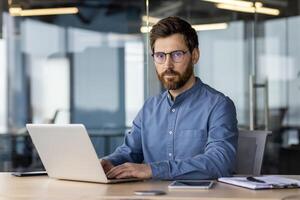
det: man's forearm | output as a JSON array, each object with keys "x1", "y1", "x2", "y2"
[
  {"x1": 102, "y1": 153, "x2": 129, "y2": 166},
  {"x1": 149, "y1": 143, "x2": 236, "y2": 180},
  {"x1": 103, "y1": 145, "x2": 144, "y2": 166}
]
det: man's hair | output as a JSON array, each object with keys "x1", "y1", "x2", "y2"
[{"x1": 150, "y1": 16, "x2": 199, "y2": 53}]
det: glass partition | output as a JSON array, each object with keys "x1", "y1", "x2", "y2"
[
  {"x1": 1, "y1": 0, "x2": 146, "y2": 171},
  {"x1": 0, "y1": 0, "x2": 300, "y2": 174},
  {"x1": 145, "y1": 0, "x2": 300, "y2": 174},
  {"x1": 254, "y1": 0, "x2": 300, "y2": 174},
  {"x1": 147, "y1": 0, "x2": 257, "y2": 127}
]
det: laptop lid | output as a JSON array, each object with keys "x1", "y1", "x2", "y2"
[{"x1": 26, "y1": 124, "x2": 110, "y2": 183}]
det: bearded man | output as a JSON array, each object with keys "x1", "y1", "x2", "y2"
[{"x1": 101, "y1": 16, "x2": 238, "y2": 180}]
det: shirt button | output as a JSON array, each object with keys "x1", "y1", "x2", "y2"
[
  {"x1": 169, "y1": 153, "x2": 172, "y2": 157},
  {"x1": 169, "y1": 131, "x2": 173, "y2": 134},
  {"x1": 171, "y1": 108, "x2": 176, "y2": 112}
]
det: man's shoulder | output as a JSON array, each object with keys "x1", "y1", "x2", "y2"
[
  {"x1": 144, "y1": 91, "x2": 167, "y2": 105},
  {"x1": 201, "y1": 82, "x2": 225, "y2": 98},
  {"x1": 200, "y1": 82, "x2": 234, "y2": 106}
]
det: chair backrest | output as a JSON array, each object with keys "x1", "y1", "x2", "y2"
[{"x1": 236, "y1": 129, "x2": 271, "y2": 175}]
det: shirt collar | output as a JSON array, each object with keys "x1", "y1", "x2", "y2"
[{"x1": 166, "y1": 77, "x2": 202, "y2": 105}]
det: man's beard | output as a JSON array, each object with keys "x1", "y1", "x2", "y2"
[{"x1": 157, "y1": 61, "x2": 194, "y2": 90}]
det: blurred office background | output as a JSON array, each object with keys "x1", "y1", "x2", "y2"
[{"x1": 0, "y1": 0, "x2": 300, "y2": 174}]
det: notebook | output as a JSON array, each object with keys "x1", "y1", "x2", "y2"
[{"x1": 218, "y1": 175, "x2": 300, "y2": 190}]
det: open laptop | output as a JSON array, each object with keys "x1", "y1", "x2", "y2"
[{"x1": 26, "y1": 124, "x2": 138, "y2": 183}]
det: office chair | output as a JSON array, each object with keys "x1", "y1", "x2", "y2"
[{"x1": 236, "y1": 129, "x2": 271, "y2": 176}]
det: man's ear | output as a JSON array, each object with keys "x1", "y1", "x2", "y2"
[{"x1": 192, "y1": 48, "x2": 200, "y2": 64}]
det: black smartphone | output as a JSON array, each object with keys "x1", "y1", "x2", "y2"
[
  {"x1": 134, "y1": 190, "x2": 166, "y2": 196},
  {"x1": 11, "y1": 171, "x2": 47, "y2": 177}
]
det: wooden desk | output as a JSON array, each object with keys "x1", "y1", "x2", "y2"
[{"x1": 1, "y1": 173, "x2": 300, "y2": 200}]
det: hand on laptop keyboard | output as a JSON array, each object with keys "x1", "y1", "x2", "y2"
[
  {"x1": 106, "y1": 162, "x2": 152, "y2": 179},
  {"x1": 100, "y1": 159, "x2": 114, "y2": 174}
]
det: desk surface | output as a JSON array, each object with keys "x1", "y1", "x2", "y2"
[{"x1": 1, "y1": 173, "x2": 300, "y2": 200}]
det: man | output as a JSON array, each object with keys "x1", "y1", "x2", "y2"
[{"x1": 101, "y1": 16, "x2": 238, "y2": 180}]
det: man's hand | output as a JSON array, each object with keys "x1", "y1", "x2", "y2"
[
  {"x1": 100, "y1": 159, "x2": 114, "y2": 173},
  {"x1": 106, "y1": 163, "x2": 152, "y2": 179}
]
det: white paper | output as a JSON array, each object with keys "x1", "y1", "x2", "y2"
[{"x1": 218, "y1": 176, "x2": 300, "y2": 190}]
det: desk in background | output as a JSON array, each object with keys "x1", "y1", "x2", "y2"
[{"x1": 1, "y1": 173, "x2": 300, "y2": 200}]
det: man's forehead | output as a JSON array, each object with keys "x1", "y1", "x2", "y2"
[{"x1": 153, "y1": 34, "x2": 188, "y2": 52}]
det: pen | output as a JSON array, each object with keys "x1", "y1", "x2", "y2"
[
  {"x1": 246, "y1": 176, "x2": 266, "y2": 183},
  {"x1": 246, "y1": 177, "x2": 299, "y2": 188}
]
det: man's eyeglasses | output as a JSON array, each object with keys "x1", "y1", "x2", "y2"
[{"x1": 152, "y1": 50, "x2": 188, "y2": 64}]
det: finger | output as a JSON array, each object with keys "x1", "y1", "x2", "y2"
[
  {"x1": 106, "y1": 162, "x2": 134, "y2": 177},
  {"x1": 101, "y1": 163, "x2": 109, "y2": 173},
  {"x1": 106, "y1": 162, "x2": 133, "y2": 176},
  {"x1": 116, "y1": 171, "x2": 133, "y2": 179},
  {"x1": 106, "y1": 165, "x2": 123, "y2": 176},
  {"x1": 108, "y1": 167, "x2": 129, "y2": 179},
  {"x1": 107, "y1": 165, "x2": 129, "y2": 178},
  {"x1": 104, "y1": 162, "x2": 114, "y2": 171},
  {"x1": 103, "y1": 165, "x2": 112, "y2": 173}
]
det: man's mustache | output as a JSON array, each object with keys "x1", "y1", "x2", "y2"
[{"x1": 162, "y1": 69, "x2": 180, "y2": 77}]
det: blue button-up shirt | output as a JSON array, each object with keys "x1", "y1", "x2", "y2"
[{"x1": 105, "y1": 77, "x2": 238, "y2": 180}]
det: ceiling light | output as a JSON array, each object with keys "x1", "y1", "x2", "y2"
[
  {"x1": 216, "y1": 3, "x2": 280, "y2": 15},
  {"x1": 140, "y1": 22, "x2": 228, "y2": 33},
  {"x1": 9, "y1": 7, "x2": 79, "y2": 17},
  {"x1": 140, "y1": 26, "x2": 152, "y2": 33},
  {"x1": 9, "y1": 7, "x2": 22, "y2": 16},
  {"x1": 202, "y1": 0, "x2": 253, "y2": 7},
  {"x1": 142, "y1": 16, "x2": 161, "y2": 24},
  {"x1": 217, "y1": 3, "x2": 255, "y2": 13},
  {"x1": 192, "y1": 23, "x2": 228, "y2": 31},
  {"x1": 254, "y1": 2, "x2": 263, "y2": 8},
  {"x1": 255, "y1": 6, "x2": 280, "y2": 16}
]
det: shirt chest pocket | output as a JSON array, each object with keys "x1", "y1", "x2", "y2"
[{"x1": 175, "y1": 129, "x2": 207, "y2": 159}]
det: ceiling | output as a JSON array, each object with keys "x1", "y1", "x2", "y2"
[
  {"x1": 9, "y1": 0, "x2": 143, "y2": 14},
  {"x1": 149, "y1": 0, "x2": 299, "y2": 23},
  {"x1": 3, "y1": 0, "x2": 300, "y2": 33},
  {"x1": 7, "y1": 0, "x2": 300, "y2": 21}
]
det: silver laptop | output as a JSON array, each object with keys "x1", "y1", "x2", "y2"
[{"x1": 26, "y1": 124, "x2": 138, "y2": 183}]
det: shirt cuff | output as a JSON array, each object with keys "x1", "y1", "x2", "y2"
[{"x1": 149, "y1": 161, "x2": 171, "y2": 180}]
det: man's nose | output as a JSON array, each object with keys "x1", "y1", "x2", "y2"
[{"x1": 164, "y1": 54, "x2": 174, "y2": 69}]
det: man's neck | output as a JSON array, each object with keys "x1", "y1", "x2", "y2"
[{"x1": 169, "y1": 75, "x2": 196, "y2": 100}]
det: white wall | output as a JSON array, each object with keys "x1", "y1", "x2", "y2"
[
  {"x1": 196, "y1": 21, "x2": 247, "y2": 125},
  {"x1": 125, "y1": 41, "x2": 144, "y2": 126},
  {"x1": 259, "y1": 16, "x2": 300, "y2": 126},
  {"x1": 22, "y1": 19, "x2": 70, "y2": 123},
  {"x1": 68, "y1": 26, "x2": 144, "y2": 127},
  {"x1": 0, "y1": 38, "x2": 7, "y2": 132},
  {"x1": 286, "y1": 16, "x2": 300, "y2": 125},
  {"x1": 258, "y1": 18, "x2": 289, "y2": 108},
  {"x1": 29, "y1": 56, "x2": 70, "y2": 123}
]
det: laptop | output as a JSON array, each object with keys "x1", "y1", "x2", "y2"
[{"x1": 26, "y1": 124, "x2": 138, "y2": 183}]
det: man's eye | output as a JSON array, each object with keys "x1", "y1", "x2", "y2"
[
  {"x1": 173, "y1": 51, "x2": 183, "y2": 57},
  {"x1": 156, "y1": 53, "x2": 164, "y2": 58}
]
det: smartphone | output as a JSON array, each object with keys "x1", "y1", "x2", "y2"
[
  {"x1": 134, "y1": 190, "x2": 166, "y2": 196},
  {"x1": 11, "y1": 171, "x2": 47, "y2": 177},
  {"x1": 168, "y1": 180, "x2": 214, "y2": 189}
]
